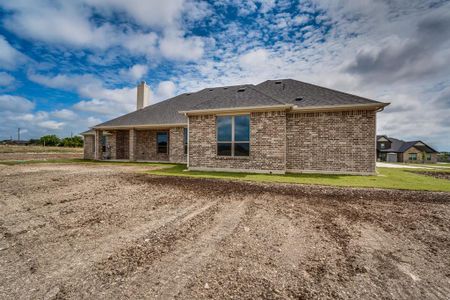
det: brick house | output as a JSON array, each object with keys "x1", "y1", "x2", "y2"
[
  {"x1": 82, "y1": 79, "x2": 389, "y2": 175},
  {"x1": 377, "y1": 135, "x2": 438, "y2": 163}
]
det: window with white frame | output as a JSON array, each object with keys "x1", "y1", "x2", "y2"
[
  {"x1": 216, "y1": 115, "x2": 250, "y2": 156},
  {"x1": 409, "y1": 153, "x2": 417, "y2": 161}
]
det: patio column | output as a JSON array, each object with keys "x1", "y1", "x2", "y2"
[
  {"x1": 94, "y1": 129, "x2": 102, "y2": 160},
  {"x1": 129, "y1": 128, "x2": 136, "y2": 161}
]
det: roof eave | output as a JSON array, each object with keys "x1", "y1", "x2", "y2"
[
  {"x1": 94, "y1": 123, "x2": 187, "y2": 130},
  {"x1": 291, "y1": 102, "x2": 390, "y2": 112},
  {"x1": 179, "y1": 104, "x2": 294, "y2": 116}
]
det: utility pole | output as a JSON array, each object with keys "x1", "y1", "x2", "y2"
[{"x1": 17, "y1": 128, "x2": 21, "y2": 141}]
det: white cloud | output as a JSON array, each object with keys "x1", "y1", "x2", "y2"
[
  {"x1": 28, "y1": 71, "x2": 136, "y2": 117},
  {"x1": 159, "y1": 31, "x2": 205, "y2": 61},
  {"x1": 83, "y1": 0, "x2": 185, "y2": 28},
  {"x1": 154, "y1": 81, "x2": 176, "y2": 102},
  {"x1": 28, "y1": 72, "x2": 101, "y2": 91},
  {"x1": 52, "y1": 109, "x2": 77, "y2": 120},
  {"x1": 239, "y1": 49, "x2": 270, "y2": 70},
  {"x1": 0, "y1": 0, "x2": 208, "y2": 61},
  {"x1": 72, "y1": 86, "x2": 136, "y2": 116},
  {"x1": 0, "y1": 35, "x2": 26, "y2": 70},
  {"x1": 0, "y1": 95, "x2": 34, "y2": 112},
  {"x1": 293, "y1": 14, "x2": 310, "y2": 25},
  {"x1": 0, "y1": 72, "x2": 15, "y2": 86},
  {"x1": 37, "y1": 120, "x2": 65, "y2": 130},
  {"x1": 1, "y1": 1, "x2": 117, "y2": 49},
  {"x1": 119, "y1": 64, "x2": 149, "y2": 81},
  {"x1": 122, "y1": 32, "x2": 158, "y2": 57}
]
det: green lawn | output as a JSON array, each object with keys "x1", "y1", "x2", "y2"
[{"x1": 148, "y1": 165, "x2": 450, "y2": 192}]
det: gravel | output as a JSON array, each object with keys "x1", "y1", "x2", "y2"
[{"x1": 0, "y1": 163, "x2": 449, "y2": 299}]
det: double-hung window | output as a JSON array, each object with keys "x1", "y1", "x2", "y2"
[
  {"x1": 157, "y1": 132, "x2": 168, "y2": 154},
  {"x1": 217, "y1": 115, "x2": 250, "y2": 156},
  {"x1": 409, "y1": 153, "x2": 417, "y2": 161}
]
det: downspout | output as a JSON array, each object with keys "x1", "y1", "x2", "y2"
[{"x1": 187, "y1": 114, "x2": 190, "y2": 169}]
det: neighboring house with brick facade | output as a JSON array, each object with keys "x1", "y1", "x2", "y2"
[
  {"x1": 81, "y1": 79, "x2": 389, "y2": 175},
  {"x1": 377, "y1": 135, "x2": 438, "y2": 163}
]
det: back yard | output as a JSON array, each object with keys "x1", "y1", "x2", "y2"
[
  {"x1": 0, "y1": 162, "x2": 449, "y2": 299},
  {"x1": 0, "y1": 145, "x2": 82, "y2": 161}
]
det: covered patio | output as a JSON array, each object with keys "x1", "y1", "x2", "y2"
[{"x1": 93, "y1": 126, "x2": 187, "y2": 163}]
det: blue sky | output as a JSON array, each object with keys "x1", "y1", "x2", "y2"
[{"x1": 0, "y1": 0, "x2": 449, "y2": 150}]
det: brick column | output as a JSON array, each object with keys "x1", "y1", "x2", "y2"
[
  {"x1": 129, "y1": 128, "x2": 136, "y2": 161},
  {"x1": 94, "y1": 129, "x2": 102, "y2": 160}
]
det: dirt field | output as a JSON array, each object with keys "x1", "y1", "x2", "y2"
[
  {"x1": 0, "y1": 145, "x2": 82, "y2": 160},
  {"x1": 1, "y1": 163, "x2": 449, "y2": 299}
]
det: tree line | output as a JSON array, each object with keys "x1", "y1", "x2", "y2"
[{"x1": 38, "y1": 135, "x2": 83, "y2": 147}]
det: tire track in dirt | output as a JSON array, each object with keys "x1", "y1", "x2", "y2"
[
  {"x1": 132, "y1": 200, "x2": 248, "y2": 299},
  {"x1": 58, "y1": 199, "x2": 223, "y2": 298}
]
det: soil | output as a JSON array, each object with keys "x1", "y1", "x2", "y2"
[
  {"x1": 412, "y1": 171, "x2": 450, "y2": 181},
  {"x1": 0, "y1": 152, "x2": 82, "y2": 160},
  {"x1": 1, "y1": 163, "x2": 449, "y2": 299}
]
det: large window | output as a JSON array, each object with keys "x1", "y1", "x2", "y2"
[
  {"x1": 426, "y1": 153, "x2": 432, "y2": 161},
  {"x1": 409, "y1": 153, "x2": 417, "y2": 161},
  {"x1": 183, "y1": 128, "x2": 188, "y2": 155},
  {"x1": 217, "y1": 115, "x2": 250, "y2": 156},
  {"x1": 157, "y1": 132, "x2": 168, "y2": 154}
]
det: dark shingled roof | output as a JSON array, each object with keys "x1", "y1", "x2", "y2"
[
  {"x1": 80, "y1": 130, "x2": 94, "y2": 135},
  {"x1": 377, "y1": 136, "x2": 438, "y2": 153},
  {"x1": 187, "y1": 84, "x2": 286, "y2": 110},
  {"x1": 256, "y1": 79, "x2": 381, "y2": 107},
  {"x1": 94, "y1": 79, "x2": 386, "y2": 128}
]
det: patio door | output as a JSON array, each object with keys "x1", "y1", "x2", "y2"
[{"x1": 116, "y1": 131, "x2": 130, "y2": 159}]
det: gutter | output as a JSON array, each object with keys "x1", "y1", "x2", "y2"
[
  {"x1": 291, "y1": 102, "x2": 390, "y2": 112},
  {"x1": 179, "y1": 102, "x2": 390, "y2": 116},
  {"x1": 94, "y1": 123, "x2": 187, "y2": 130},
  {"x1": 179, "y1": 104, "x2": 294, "y2": 115}
]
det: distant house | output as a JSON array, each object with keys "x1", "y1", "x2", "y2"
[
  {"x1": 81, "y1": 79, "x2": 389, "y2": 175},
  {"x1": 377, "y1": 135, "x2": 438, "y2": 163}
]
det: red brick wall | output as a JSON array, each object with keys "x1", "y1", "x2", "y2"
[
  {"x1": 83, "y1": 135, "x2": 95, "y2": 159},
  {"x1": 286, "y1": 110, "x2": 376, "y2": 174},
  {"x1": 188, "y1": 111, "x2": 286, "y2": 172},
  {"x1": 135, "y1": 130, "x2": 169, "y2": 161},
  {"x1": 169, "y1": 127, "x2": 187, "y2": 163}
]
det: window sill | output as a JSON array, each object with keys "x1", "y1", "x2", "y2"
[{"x1": 216, "y1": 155, "x2": 250, "y2": 160}]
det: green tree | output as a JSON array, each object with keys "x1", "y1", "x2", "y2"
[
  {"x1": 39, "y1": 135, "x2": 60, "y2": 146},
  {"x1": 61, "y1": 136, "x2": 83, "y2": 147}
]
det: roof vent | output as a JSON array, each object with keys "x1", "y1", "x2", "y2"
[
  {"x1": 295, "y1": 97, "x2": 303, "y2": 101},
  {"x1": 223, "y1": 87, "x2": 228, "y2": 90},
  {"x1": 275, "y1": 81, "x2": 282, "y2": 84},
  {"x1": 186, "y1": 93, "x2": 191, "y2": 95},
  {"x1": 237, "y1": 88, "x2": 246, "y2": 92},
  {"x1": 209, "y1": 89, "x2": 214, "y2": 91}
]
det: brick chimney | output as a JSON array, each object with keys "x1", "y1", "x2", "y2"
[{"x1": 136, "y1": 81, "x2": 149, "y2": 110}]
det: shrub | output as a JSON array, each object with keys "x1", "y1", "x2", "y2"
[
  {"x1": 61, "y1": 136, "x2": 83, "y2": 147},
  {"x1": 39, "y1": 135, "x2": 61, "y2": 146}
]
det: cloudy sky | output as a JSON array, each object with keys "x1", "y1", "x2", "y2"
[{"x1": 0, "y1": 0, "x2": 449, "y2": 150}]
